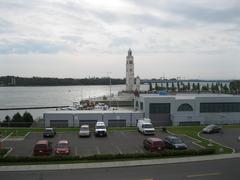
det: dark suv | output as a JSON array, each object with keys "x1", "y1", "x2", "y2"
[
  {"x1": 43, "y1": 128, "x2": 56, "y2": 138},
  {"x1": 164, "y1": 136, "x2": 187, "y2": 150}
]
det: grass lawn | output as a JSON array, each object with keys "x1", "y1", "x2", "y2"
[
  {"x1": 168, "y1": 126, "x2": 233, "y2": 154},
  {"x1": 0, "y1": 128, "x2": 30, "y2": 138}
]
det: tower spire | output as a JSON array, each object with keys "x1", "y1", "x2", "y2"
[{"x1": 126, "y1": 48, "x2": 134, "y2": 91}]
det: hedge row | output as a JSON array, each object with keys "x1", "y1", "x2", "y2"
[{"x1": 0, "y1": 148, "x2": 215, "y2": 163}]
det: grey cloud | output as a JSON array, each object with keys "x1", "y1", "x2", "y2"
[
  {"x1": 167, "y1": 3, "x2": 240, "y2": 24},
  {"x1": 0, "y1": 18, "x2": 14, "y2": 33},
  {"x1": 0, "y1": 41, "x2": 65, "y2": 54},
  {"x1": 109, "y1": 37, "x2": 134, "y2": 47}
]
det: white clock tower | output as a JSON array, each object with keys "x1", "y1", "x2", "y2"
[{"x1": 126, "y1": 49, "x2": 134, "y2": 91}]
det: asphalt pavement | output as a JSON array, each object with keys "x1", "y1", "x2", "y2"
[
  {"x1": 3, "y1": 130, "x2": 199, "y2": 157},
  {"x1": 201, "y1": 128, "x2": 240, "y2": 152},
  {"x1": 0, "y1": 158, "x2": 240, "y2": 180}
]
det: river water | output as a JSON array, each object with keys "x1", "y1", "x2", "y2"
[{"x1": 0, "y1": 85, "x2": 129, "y2": 120}]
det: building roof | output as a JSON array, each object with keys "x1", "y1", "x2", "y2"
[
  {"x1": 44, "y1": 107, "x2": 143, "y2": 115},
  {"x1": 139, "y1": 93, "x2": 238, "y2": 100}
]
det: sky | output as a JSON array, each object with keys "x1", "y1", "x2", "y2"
[{"x1": 0, "y1": 0, "x2": 240, "y2": 79}]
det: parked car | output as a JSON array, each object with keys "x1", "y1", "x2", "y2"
[
  {"x1": 43, "y1": 128, "x2": 56, "y2": 138},
  {"x1": 55, "y1": 140, "x2": 70, "y2": 155},
  {"x1": 202, "y1": 124, "x2": 222, "y2": 134},
  {"x1": 95, "y1": 122, "x2": 107, "y2": 137},
  {"x1": 137, "y1": 118, "x2": 155, "y2": 135},
  {"x1": 33, "y1": 140, "x2": 53, "y2": 156},
  {"x1": 79, "y1": 125, "x2": 91, "y2": 137},
  {"x1": 164, "y1": 136, "x2": 187, "y2": 150},
  {"x1": 143, "y1": 137, "x2": 165, "y2": 152}
]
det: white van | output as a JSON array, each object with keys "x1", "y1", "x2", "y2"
[
  {"x1": 137, "y1": 118, "x2": 155, "y2": 135},
  {"x1": 95, "y1": 122, "x2": 107, "y2": 137}
]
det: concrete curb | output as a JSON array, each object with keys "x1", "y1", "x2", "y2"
[
  {"x1": 0, "y1": 153, "x2": 240, "y2": 172},
  {"x1": 168, "y1": 130, "x2": 204, "y2": 149}
]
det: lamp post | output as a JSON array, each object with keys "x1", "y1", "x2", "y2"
[{"x1": 107, "y1": 72, "x2": 112, "y2": 109}]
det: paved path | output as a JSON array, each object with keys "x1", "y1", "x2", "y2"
[
  {"x1": 0, "y1": 153, "x2": 240, "y2": 172},
  {"x1": 0, "y1": 157, "x2": 240, "y2": 180}
]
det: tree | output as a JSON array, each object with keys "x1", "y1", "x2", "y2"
[
  {"x1": 171, "y1": 82, "x2": 176, "y2": 91},
  {"x1": 155, "y1": 83, "x2": 160, "y2": 91},
  {"x1": 197, "y1": 83, "x2": 200, "y2": 92},
  {"x1": 192, "y1": 83, "x2": 196, "y2": 91},
  {"x1": 211, "y1": 83, "x2": 214, "y2": 92},
  {"x1": 11, "y1": 112, "x2": 23, "y2": 127},
  {"x1": 1, "y1": 115, "x2": 11, "y2": 127},
  {"x1": 187, "y1": 82, "x2": 190, "y2": 91},
  {"x1": 206, "y1": 83, "x2": 209, "y2": 91},
  {"x1": 223, "y1": 84, "x2": 229, "y2": 94},
  {"x1": 149, "y1": 83, "x2": 153, "y2": 91},
  {"x1": 177, "y1": 82, "x2": 180, "y2": 91},
  {"x1": 22, "y1": 111, "x2": 33, "y2": 127}
]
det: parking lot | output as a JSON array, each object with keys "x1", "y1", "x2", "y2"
[
  {"x1": 201, "y1": 128, "x2": 240, "y2": 152},
  {"x1": 3, "y1": 130, "x2": 200, "y2": 157}
]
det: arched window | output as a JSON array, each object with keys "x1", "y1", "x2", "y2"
[{"x1": 177, "y1": 103, "x2": 193, "y2": 111}]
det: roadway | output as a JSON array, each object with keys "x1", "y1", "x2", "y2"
[{"x1": 0, "y1": 158, "x2": 240, "y2": 180}]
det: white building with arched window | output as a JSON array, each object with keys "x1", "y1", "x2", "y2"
[{"x1": 134, "y1": 93, "x2": 240, "y2": 126}]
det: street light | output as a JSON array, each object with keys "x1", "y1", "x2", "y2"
[{"x1": 107, "y1": 72, "x2": 112, "y2": 109}]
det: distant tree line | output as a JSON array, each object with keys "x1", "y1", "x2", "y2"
[
  {"x1": 0, "y1": 112, "x2": 33, "y2": 127},
  {"x1": 149, "y1": 80, "x2": 240, "y2": 94},
  {"x1": 0, "y1": 76, "x2": 125, "y2": 86}
]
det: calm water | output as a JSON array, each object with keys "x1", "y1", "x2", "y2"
[{"x1": 0, "y1": 85, "x2": 128, "y2": 120}]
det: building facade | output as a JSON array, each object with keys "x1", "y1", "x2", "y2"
[
  {"x1": 134, "y1": 94, "x2": 240, "y2": 126},
  {"x1": 126, "y1": 49, "x2": 134, "y2": 91},
  {"x1": 44, "y1": 110, "x2": 144, "y2": 128}
]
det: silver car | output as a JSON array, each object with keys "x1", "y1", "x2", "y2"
[{"x1": 79, "y1": 125, "x2": 91, "y2": 137}]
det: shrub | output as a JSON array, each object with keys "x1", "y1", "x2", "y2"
[{"x1": 0, "y1": 148, "x2": 215, "y2": 163}]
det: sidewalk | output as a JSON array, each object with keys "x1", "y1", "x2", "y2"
[{"x1": 0, "y1": 153, "x2": 240, "y2": 172}]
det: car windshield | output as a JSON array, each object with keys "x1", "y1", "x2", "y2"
[
  {"x1": 45, "y1": 129, "x2": 53, "y2": 132},
  {"x1": 96, "y1": 126, "x2": 105, "y2": 129},
  {"x1": 171, "y1": 138, "x2": 183, "y2": 144},
  {"x1": 34, "y1": 144, "x2": 47, "y2": 149},
  {"x1": 57, "y1": 143, "x2": 68, "y2": 148},
  {"x1": 207, "y1": 125, "x2": 216, "y2": 129},
  {"x1": 143, "y1": 124, "x2": 153, "y2": 128},
  {"x1": 80, "y1": 127, "x2": 89, "y2": 131}
]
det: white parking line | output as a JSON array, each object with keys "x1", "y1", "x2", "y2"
[
  {"x1": 3, "y1": 147, "x2": 13, "y2": 158},
  {"x1": 115, "y1": 145, "x2": 123, "y2": 154},
  {"x1": 96, "y1": 146, "x2": 101, "y2": 154},
  {"x1": 0, "y1": 132, "x2": 13, "y2": 142}
]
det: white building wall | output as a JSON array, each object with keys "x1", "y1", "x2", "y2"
[
  {"x1": 131, "y1": 113, "x2": 144, "y2": 126},
  {"x1": 44, "y1": 113, "x2": 73, "y2": 127},
  {"x1": 44, "y1": 111, "x2": 144, "y2": 127},
  {"x1": 74, "y1": 113, "x2": 103, "y2": 126},
  {"x1": 137, "y1": 94, "x2": 240, "y2": 125}
]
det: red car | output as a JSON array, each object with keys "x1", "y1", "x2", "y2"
[
  {"x1": 33, "y1": 140, "x2": 53, "y2": 156},
  {"x1": 55, "y1": 140, "x2": 70, "y2": 155},
  {"x1": 143, "y1": 137, "x2": 165, "y2": 152}
]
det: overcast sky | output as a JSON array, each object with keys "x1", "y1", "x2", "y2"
[{"x1": 0, "y1": 0, "x2": 240, "y2": 79}]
